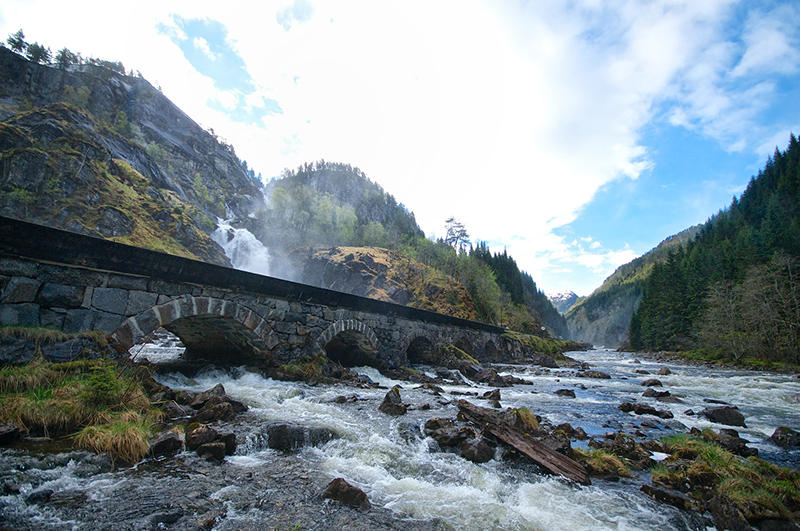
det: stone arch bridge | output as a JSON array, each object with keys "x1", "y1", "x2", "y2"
[{"x1": 0, "y1": 216, "x2": 524, "y2": 370}]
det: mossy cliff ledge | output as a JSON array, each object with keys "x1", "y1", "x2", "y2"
[{"x1": 0, "y1": 46, "x2": 264, "y2": 264}]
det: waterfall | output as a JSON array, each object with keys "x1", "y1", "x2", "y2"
[{"x1": 212, "y1": 218, "x2": 271, "y2": 277}]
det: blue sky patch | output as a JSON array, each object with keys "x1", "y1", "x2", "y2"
[{"x1": 159, "y1": 16, "x2": 254, "y2": 92}]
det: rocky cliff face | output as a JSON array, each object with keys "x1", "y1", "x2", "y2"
[{"x1": 0, "y1": 47, "x2": 264, "y2": 264}]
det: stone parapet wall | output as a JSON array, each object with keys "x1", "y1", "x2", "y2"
[{"x1": 0, "y1": 216, "x2": 514, "y2": 368}]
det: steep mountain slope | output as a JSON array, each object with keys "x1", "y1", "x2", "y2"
[
  {"x1": 0, "y1": 47, "x2": 263, "y2": 263},
  {"x1": 630, "y1": 136, "x2": 800, "y2": 362},
  {"x1": 565, "y1": 225, "x2": 701, "y2": 347}
]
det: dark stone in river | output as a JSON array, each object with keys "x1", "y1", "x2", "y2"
[
  {"x1": 26, "y1": 488, "x2": 54, "y2": 504},
  {"x1": 184, "y1": 423, "x2": 220, "y2": 451},
  {"x1": 190, "y1": 383, "x2": 226, "y2": 409},
  {"x1": 641, "y1": 379, "x2": 663, "y2": 387},
  {"x1": 459, "y1": 438, "x2": 495, "y2": 463},
  {"x1": 0, "y1": 423, "x2": 21, "y2": 444},
  {"x1": 707, "y1": 495, "x2": 753, "y2": 531},
  {"x1": 657, "y1": 367, "x2": 672, "y2": 375},
  {"x1": 641, "y1": 484, "x2": 703, "y2": 512},
  {"x1": 577, "y1": 370, "x2": 611, "y2": 379},
  {"x1": 717, "y1": 428, "x2": 757, "y2": 458},
  {"x1": 702, "y1": 406, "x2": 746, "y2": 428},
  {"x1": 149, "y1": 428, "x2": 183, "y2": 457},
  {"x1": 379, "y1": 385, "x2": 407, "y2": 416},
  {"x1": 769, "y1": 426, "x2": 800, "y2": 448},
  {"x1": 191, "y1": 401, "x2": 235, "y2": 424},
  {"x1": 265, "y1": 423, "x2": 338, "y2": 451},
  {"x1": 323, "y1": 477, "x2": 371, "y2": 510},
  {"x1": 163, "y1": 400, "x2": 193, "y2": 420},
  {"x1": 197, "y1": 441, "x2": 227, "y2": 462},
  {"x1": 555, "y1": 389, "x2": 576, "y2": 398}
]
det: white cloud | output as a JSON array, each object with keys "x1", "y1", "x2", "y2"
[
  {"x1": 731, "y1": 5, "x2": 800, "y2": 78},
  {"x1": 1, "y1": 0, "x2": 797, "y2": 294}
]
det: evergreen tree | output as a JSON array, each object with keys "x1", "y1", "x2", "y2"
[{"x1": 6, "y1": 29, "x2": 26, "y2": 53}]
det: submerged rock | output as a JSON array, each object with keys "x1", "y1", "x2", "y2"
[{"x1": 323, "y1": 478, "x2": 371, "y2": 510}]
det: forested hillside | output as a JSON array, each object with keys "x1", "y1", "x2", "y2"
[
  {"x1": 251, "y1": 162, "x2": 567, "y2": 336},
  {"x1": 629, "y1": 135, "x2": 800, "y2": 364},
  {"x1": 566, "y1": 225, "x2": 700, "y2": 347}
]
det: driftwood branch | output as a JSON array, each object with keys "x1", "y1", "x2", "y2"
[{"x1": 457, "y1": 399, "x2": 590, "y2": 485}]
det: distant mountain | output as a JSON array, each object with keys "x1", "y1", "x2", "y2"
[
  {"x1": 565, "y1": 225, "x2": 701, "y2": 348},
  {"x1": 549, "y1": 291, "x2": 579, "y2": 314}
]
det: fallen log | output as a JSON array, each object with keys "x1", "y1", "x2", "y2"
[{"x1": 457, "y1": 399, "x2": 591, "y2": 485}]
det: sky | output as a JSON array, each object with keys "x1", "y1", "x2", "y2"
[{"x1": 2, "y1": 0, "x2": 799, "y2": 296}]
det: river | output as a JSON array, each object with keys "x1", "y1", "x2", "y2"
[{"x1": 2, "y1": 349, "x2": 799, "y2": 530}]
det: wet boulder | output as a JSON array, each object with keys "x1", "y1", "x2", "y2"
[
  {"x1": 163, "y1": 400, "x2": 194, "y2": 420},
  {"x1": 483, "y1": 389, "x2": 502, "y2": 408},
  {"x1": 196, "y1": 441, "x2": 227, "y2": 462},
  {"x1": 265, "y1": 423, "x2": 338, "y2": 452},
  {"x1": 577, "y1": 370, "x2": 611, "y2": 379},
  {"x1": 149, "y1": 428, "x2": 183, "y2": 457},
  {"x1": 474, "y1": 368, "x2": 511, "y2": 387},
  {"x1": 424, "y1": 418, "x2": 477, "y2": 448},
  {"x1": 641, "y1": 379, "x2": 663, "y2": 387},
  {"x1": 184, "y1": 423, "x2": 220, "y2": 451},
  {"x1": 190, "y1": 383, "x2": 226, "y2": 409},
  {"x1": 707, "y1": 495, "x2": 753, "y2": 531},
  {"x1": 459, "y1": 438, "x2": 495, "y2": 463},
  {"x1": 657, "y1": 367, "x2": 672, "y2": 376},
  {"x1": 378, "y1": 385, "x2": 407, "y2": 416},
  {"x1": 540, "y1": 430, "x2": 571, "y2": 455},
  {"x1": 323, "y1": 478, "x2": 370, "y2": 510},
  {"x1": 0, "y1": 423, "x2": 21, "y2": 445},
  {"x1": 191, "y1": 401, "x2": 235, "y2": 424},
  {"x1": 641, "y1": 484, "x2": 703, "y2": 512},
  {"x1": 702, "y1": 406, "x2": 746, "y2": 428},
  {"x1": 619, "y1": 402, "x2": 673, "y2": 419},
  {"x1": 716, "y1": 429, "x2": 758, "y2": 458},
  {"x1": 555, "y1": 389, "x2": 576, "y2": 398},
  {"x1": 769, "y1": 427, "x2": 800, "y2": 448}
]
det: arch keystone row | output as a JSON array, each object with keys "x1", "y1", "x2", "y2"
[
  {"x1": 317, "y1": 319, "x2": 380, "y2": 352},
  {"x1": 112, "y1": 295, "x2": 274, "y2": 352}
]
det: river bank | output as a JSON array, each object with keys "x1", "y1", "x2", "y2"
[{"x1": 2, "y1": 349, "x2": 800, "y2": 530}]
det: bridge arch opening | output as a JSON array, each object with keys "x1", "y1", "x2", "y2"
[
  {"x1": 406, "y1": 336, "x2": 436, "y2": 365},
  {"x1": 323, "y1": 330, "x2": 384, "y2": 369},
  {"x1": 114, "y1": 296, "x2": 272, "y2": 366}
]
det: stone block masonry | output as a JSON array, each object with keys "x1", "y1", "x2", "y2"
[{"x1": 0, "y1": 216, "x2": 531, "y2": 368}]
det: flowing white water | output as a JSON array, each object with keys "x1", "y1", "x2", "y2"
[
  {"x1": 156, "y1": 348, "x2": 800, "y2": 531},
  {"x1": 211, "y1": 219, "x2": 271, "y2": 276}
]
